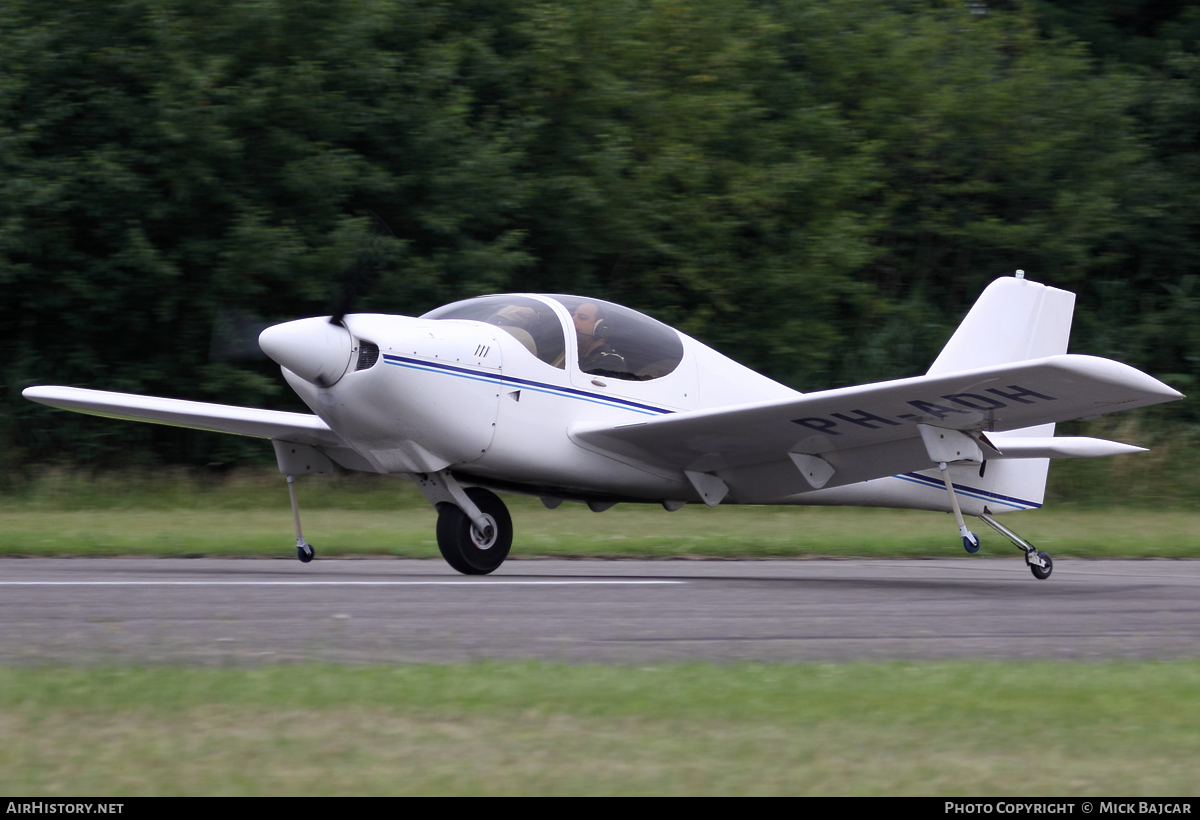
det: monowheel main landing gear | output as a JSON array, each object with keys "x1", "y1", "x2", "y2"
[
  {"x1": 436, "y1": 487, "x2": 513, "y2": 575},
  {"x1": 979, "y1": 513, "x2": 1052, "y2": 580},
  {"x1": 411, "y1": 471, "x2": 515, "y2": 575}
]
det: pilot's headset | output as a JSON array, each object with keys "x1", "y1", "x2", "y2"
[
  {"x1": 586, "y1": 307, "x2": 612, "y2": 339},
  {"x1": 572, "y1": 302, "x2": 610, "y2": 339}
]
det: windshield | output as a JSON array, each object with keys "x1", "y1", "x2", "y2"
[
  {"x1": 549, "y1": 296, "x2": 683, "y2": 381},
  {"x1": 421, "y1": 295, "x2": 566, "y2": 369}
]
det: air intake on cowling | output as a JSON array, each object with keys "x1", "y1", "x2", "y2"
[{"x1": 356, "y1": 341, "x2": 380, "y2": 370}]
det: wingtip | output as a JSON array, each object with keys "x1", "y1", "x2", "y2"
[
  {"x1": 1150, "y1": 382, "x2": 1186, "y2": 402},
  {"x1": 1066, "y1": 356, "x2": 1186, "y2": 404},
  {"x1": 1135, "y1": 367, "x2": 1185, "y2": 400},
  {"x1": 21, "y1": 385, "x2": 55, "y2": 403}
]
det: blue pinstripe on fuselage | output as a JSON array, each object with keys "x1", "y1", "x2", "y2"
[
  {"x1": 381, "y1": 354, "x2": 673, "y2": 416},
  {"x1": 894, "y1": 471, "x2": 1041, "y2": 511}
]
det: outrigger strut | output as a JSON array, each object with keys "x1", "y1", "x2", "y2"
[
  {"x1": 286, "y1": 474, "x2": 314, "y2": 561},
  {"x1": 937, "y1": 461, "x2": 980, "y2": 553},
  {"x1": 917, "y1": 424, "x2": 983, "y2": 554},
  {"x1": 272, "y1": 440, "x2": 333, "y2": 563}
]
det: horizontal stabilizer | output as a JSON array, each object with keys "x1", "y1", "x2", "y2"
[
  {"x1": 988, "y1": 437, "x2": 1146, "y2": 459},
  {"x1": 22, "y1": 386, "x2": 345, "y2": 449}
]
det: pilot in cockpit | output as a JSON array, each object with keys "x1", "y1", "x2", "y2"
[{"x1": 571, "y1": 302, "x2": 627, "y2": 377}]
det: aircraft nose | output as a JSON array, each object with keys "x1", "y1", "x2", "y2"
[{"x1": 259, "y1": 318, "x2": 354, "y2": 387}]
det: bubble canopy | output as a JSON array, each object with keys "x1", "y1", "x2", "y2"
[{"x1": 421, "y1": 295, "x2": 684, "y2": 381}]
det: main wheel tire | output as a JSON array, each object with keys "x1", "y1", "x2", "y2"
[
  {"x1": 435, "y1": 509, "x2": 478, "y2": 575},
  {"x1": 297, "y1": 543, "x2": 315, "y2": 563},
  {"x1": 1030, "y1": 551, "x2": 1053, "y2": 580},
  {"x1": 435, "y1": 488, "x2": 513, "y2": 575}
]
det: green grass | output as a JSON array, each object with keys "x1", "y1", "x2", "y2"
[
  {"x1": 2, "y1": 468, "x2": 1200, "y2": 558},
  {"x1": 1, "y1": 661, "x2": 1197, "y2": 795},
  {"x1": 4, "y1": 505, "x2": 1200, "y2": 558},
  {"x1": 4, "y1": 468, "x2": 1197, "y2": 795}
]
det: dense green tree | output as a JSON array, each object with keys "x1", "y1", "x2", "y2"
[
  {"x1": 0, "y1": 0, "x2": 538, "y2": 466},
  {"x1": 1, "y1": 0, "x2": 1193, "y2": 469},
  {"x1": 505, "y1": 0, "x2": 881, "y2": 388},
  {"x1": 1030, "y1": 1, "x2": 1200, "y2": 406}
]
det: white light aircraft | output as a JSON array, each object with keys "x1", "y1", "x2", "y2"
[{"x1": 23, "y1": 273, "x2": 1183, "y2": 579}]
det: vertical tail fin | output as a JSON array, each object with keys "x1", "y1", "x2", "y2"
[
  {"x1": 929, "y1": 276, "x2": 1077, "y2": 512},
  {"x1": 927, "y1": 276, "x2": 1075, "y2": 376}
]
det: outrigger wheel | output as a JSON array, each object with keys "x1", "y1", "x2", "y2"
[
  {"x1": 436, "y1": 487, "x2": 513, "y2": 575},
  {"x1": 962, "y1": 531, "x2": 981, "y2": 554}
]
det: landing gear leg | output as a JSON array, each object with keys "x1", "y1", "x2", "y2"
[
  {"x1": 436, "y1": 487, "x2": 512, "y2": 575},
  {"x1": 938, "y1": 461, "x2": 980, "y2": 553},
  {"x1": 979, "y1": 513, "x2": 1052, "y2": 580},
  {"x1": 286, "y1": 474, "x2": 315, "y2": 563},
  {"x1": 411, "y1": 472, "x2": 514, "y2": 575}
]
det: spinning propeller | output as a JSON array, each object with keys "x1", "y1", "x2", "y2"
[
  {"x1": 260, "y1": 213, "x2": 396, "y2": 387},
  {"x1": 330, "y1": 211, "x2": 395, "y2": 327},
  {"x1": 260, "y1": 214, "x2": 396, "y2": 388}
]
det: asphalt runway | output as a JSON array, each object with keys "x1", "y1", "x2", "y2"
[{"x1": 3, "y1": 557, "x2": 1199, "y2": 665}]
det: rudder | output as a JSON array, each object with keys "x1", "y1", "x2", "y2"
[
  {"x1": 929, "y1": 275, "x2": 1076, "y2": 513},
  {"x1": 927, "y1": 276, "x2": 1075, "y2": 376}
]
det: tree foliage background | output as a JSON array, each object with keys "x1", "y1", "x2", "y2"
[{"x1": 3, "y1": 0, "x2": 1198, "y2": 469}]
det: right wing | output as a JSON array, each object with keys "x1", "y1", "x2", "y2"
[{"x1": 570, "y1": 354, "x2": 1181, "y2": 503}]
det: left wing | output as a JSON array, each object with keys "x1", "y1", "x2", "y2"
[
  {"x1": 23, "y1": 385, "x2": 348, "y2": 450},
  {"x1": 570, "y1": 354, "x2": 1180, "y2": 502}
]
